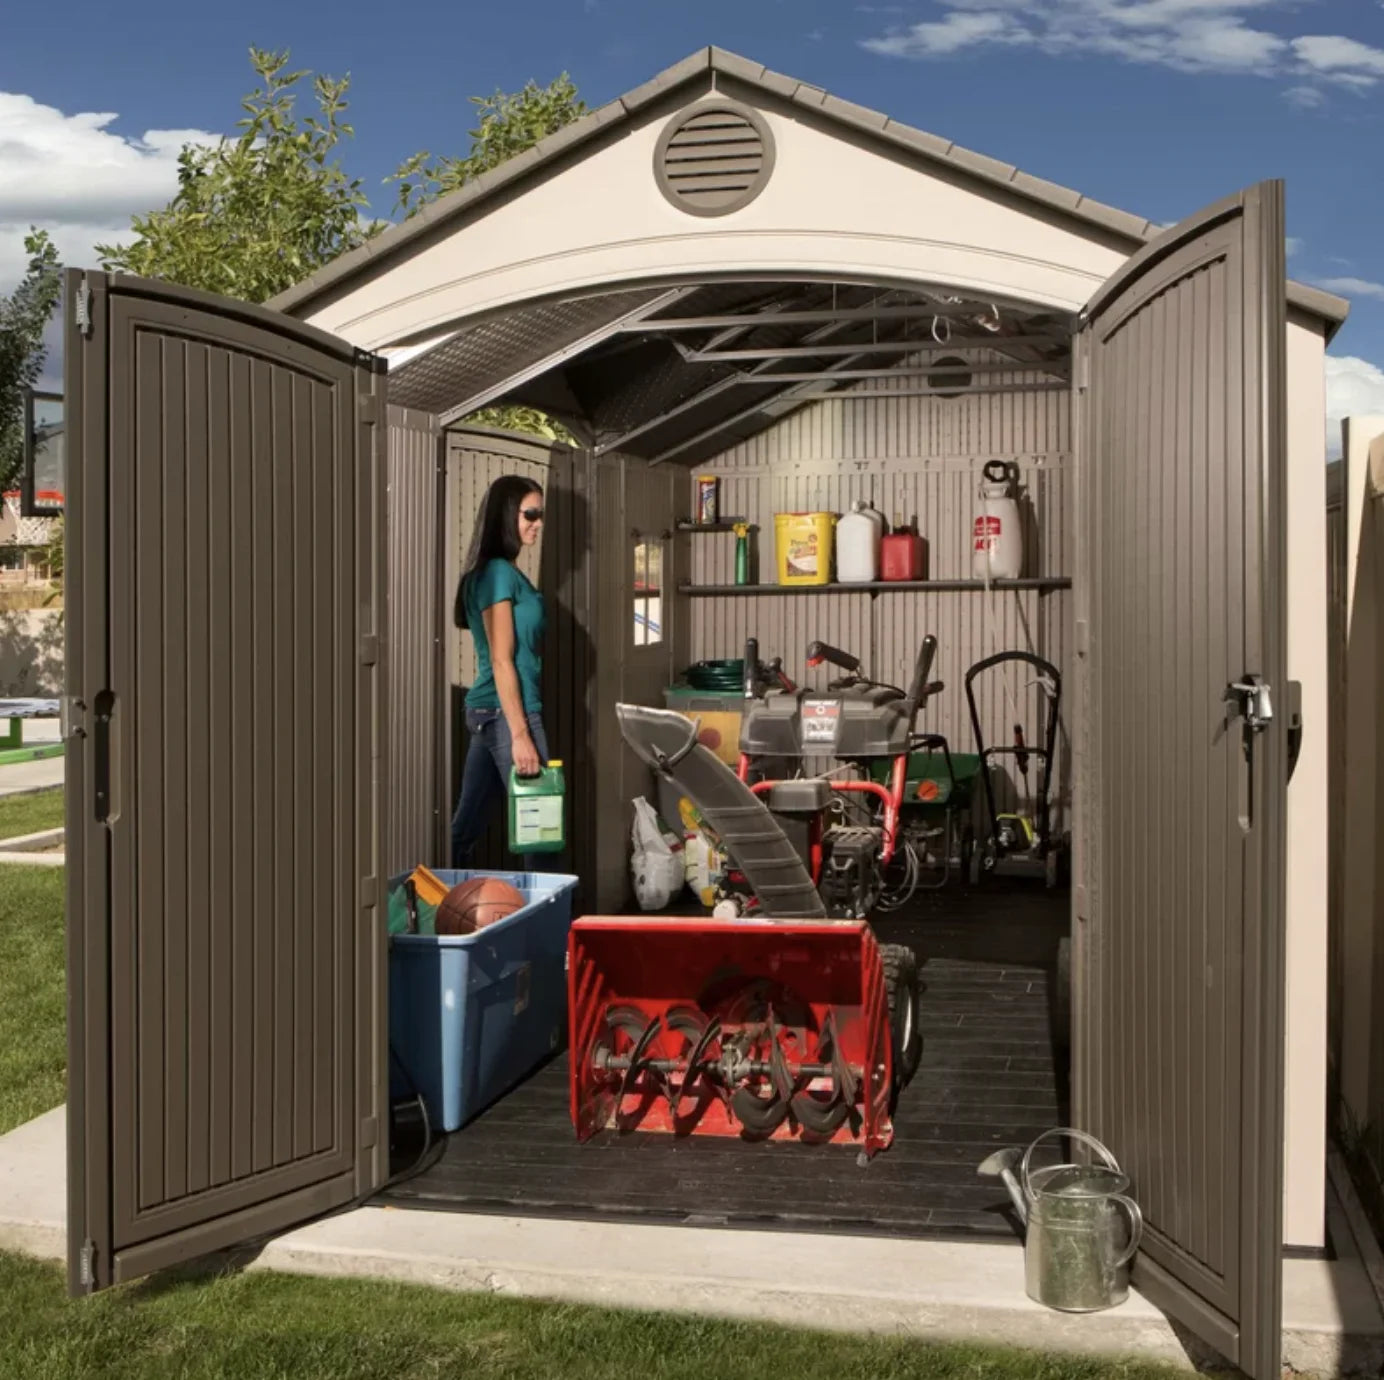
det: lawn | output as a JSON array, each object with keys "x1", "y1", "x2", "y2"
[
  {"x1": 0, "y1": 787, "x2": 65, "y2": 842},
  {"x1": 0, "y1": 1250, "x2": 1194, "y2": 1380},
  {"x1": 0, "y1": 862, "x2": 66, "y2": 1133}
]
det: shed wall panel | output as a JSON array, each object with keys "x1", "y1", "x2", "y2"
[
  {"x1": 385, "y1": 406, "x2": 444, "y2": 877},
  {"x1": 690, "y1": 383, "x2": 1072, "y2": 828}
]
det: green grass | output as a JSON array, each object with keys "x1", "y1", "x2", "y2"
[
  {"x1": 0, "y1": 1250, "x2": 1194, "y2": 1380},
  {"x1": 0, "y1": 863, "x2": 66, "y2": 1133},
  {"x1": 0, "y1": 787, "x2": 64, "y2": 842}
]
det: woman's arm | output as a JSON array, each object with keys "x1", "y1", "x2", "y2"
[{"x1": 482, "y1": 599, "x2": 541, "y2": 776}]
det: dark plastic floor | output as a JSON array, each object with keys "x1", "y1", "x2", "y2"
[{"x1": 378, "y1": 878, "x2": 1070, "y2": 1242}]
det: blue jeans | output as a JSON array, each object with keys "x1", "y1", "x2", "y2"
[{"x1": 451, "y1": 707, "x2": 551, "y2": 870}]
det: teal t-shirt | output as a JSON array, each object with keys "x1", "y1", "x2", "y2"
[{"x1": 464, "y1": 559, "x2": 545, "y2": 713}]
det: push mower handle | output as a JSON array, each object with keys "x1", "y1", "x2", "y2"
[
  {"x1": 906, "y1": 635, "x2": 940, "y2": 717},
  {"x1": 806, "y1": 640, "x2": 860, "y2": 674}
]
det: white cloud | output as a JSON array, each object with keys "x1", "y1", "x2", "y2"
[
  {"x1": 0, "y1": 91, "x2": 220, "y2": 294},
  {"x1": 1284, "y1": 84, "x2": 1326, "y2": 108},
  {"x1": 1313, "y1": 277, "x2": 1384, "y2": 302},
  {"x1": 1286, "y1": 236, "x2": 1304, "y2": 257},
  {"x1": 862, "y1": 1, "x2": 1384, "y2": 96},
  {"x1": 1326, "y1": 355, "x2": 1384, "y2": 458}
]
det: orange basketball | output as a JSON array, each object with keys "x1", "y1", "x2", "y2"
[{"x1": 435, "y1": 877, "x2": 526, "y2": 935}]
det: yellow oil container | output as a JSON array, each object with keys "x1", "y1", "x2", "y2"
[{"x1": 774, "y1": 511, "x2": 836, "y2": 586}]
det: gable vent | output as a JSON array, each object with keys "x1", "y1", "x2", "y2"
[{"x1": 654, "y1": 101, "x2": 775, "y2": 218}]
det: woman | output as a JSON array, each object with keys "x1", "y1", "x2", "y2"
[{"x1": 450, "y1": 474, "x2": 549, "y2": 868}]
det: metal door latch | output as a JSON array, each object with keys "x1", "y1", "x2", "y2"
[{"x1": 1224, "y1": 676, "x2": 1273, "y2": 733}]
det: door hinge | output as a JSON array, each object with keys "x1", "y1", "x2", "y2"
[
  {"x1": 78, "y1": 1240, "x2": 96, "y2": 1289},
  {"x1": 360, "y1": 1117, "x2": 378, "y2": 1150},
  {"x1": 1075, "y1": 620, "x2": 1089, "y2": 658},
  {"x1": 361, "y1": 876, "x2": 378, "y2": 908},
  {"x1": 359, "y1": 635, "x2": 379, "y2": 666},
  {"x1": 1074, "y1": 347, "x2": 1089, "y2": 391},
  {"x1": 357, "y1": 393, "x2": 383, "y2": 426},
  {"x1": 61, "y1": 697, "x2": 87, "y2": 741},
  {"x1": 73, "y1": 278, "x2": 94, "y2": 339}
]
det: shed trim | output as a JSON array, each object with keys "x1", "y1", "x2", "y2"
[{"x1": 268, "y1": 46, "x2": 1348, "y2": 340}]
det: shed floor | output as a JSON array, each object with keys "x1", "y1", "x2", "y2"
[{"x1": 379, "y1": 881, "x2": 1069, "y2": 1241}]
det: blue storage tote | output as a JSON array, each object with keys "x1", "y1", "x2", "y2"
[{"x1": 387, "y1": 869, "x2": 579, "y2": 1133}]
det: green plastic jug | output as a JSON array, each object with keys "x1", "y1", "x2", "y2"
[{"x1": 508, "y1": 760, "x2": 566, "y2": 854}]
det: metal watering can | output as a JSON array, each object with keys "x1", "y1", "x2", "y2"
[{"x1": 979, "y1": 1127, "x2": 1144, "y2": 1313}]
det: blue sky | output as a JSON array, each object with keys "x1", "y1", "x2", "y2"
[{"x1": 2, "y1": 0, "x2": 1382, "y2": 442}]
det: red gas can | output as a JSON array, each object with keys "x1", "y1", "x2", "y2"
[{"x1": 881, "y1": 533, "x2": 926, "y2": 581}]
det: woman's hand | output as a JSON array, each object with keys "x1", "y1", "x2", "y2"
[{"x1": 512, "y1": 728, "x2": 542, "y2": 778}]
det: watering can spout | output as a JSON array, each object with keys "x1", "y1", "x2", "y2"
[{"x1": 977, "y1": 1146, "x2": 1028, "y2": 1228}]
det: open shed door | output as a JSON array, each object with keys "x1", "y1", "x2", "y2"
[
  {"x1": 64, "y1": 271, "x2": 388, "y2": 1294},
  {"x1": 1071, "y1": 183, "x2": 1288, "y2": 1378}
]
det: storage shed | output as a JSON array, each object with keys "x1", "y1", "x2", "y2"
[{"x1": 61, "y1": 47, "x2": 1349, "y2": 1380}]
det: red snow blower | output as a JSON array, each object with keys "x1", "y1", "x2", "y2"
[{"x1": 568, "y1": 632, "x2": 947, "y2": 1157}]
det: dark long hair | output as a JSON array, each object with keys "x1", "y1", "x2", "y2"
[{"x1": 454, "y1": 474, "x2": 543, "y2": 630}]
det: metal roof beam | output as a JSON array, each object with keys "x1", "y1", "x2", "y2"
[
  {"x1": 795, "y1": 382, "x2": 1069, "y2": 400},
  {"x1": 627, "y1": 302, "x2": 1041, "y2": 331},
  {"x1": 725, "y1": 361, "x2": 1070, "y2": 383},
  {"x1": 674, "y1": 335, "x2": 1071, "y2": 362},
  {"x1": 595, "y1": 291, "x2": 900, "y2": 456}
]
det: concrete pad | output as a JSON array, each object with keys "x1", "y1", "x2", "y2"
[
  {"x1": 0, "y1": 828, "x2": 63, "y2": 851},
  {"x1": 2, "y1": 1104, "x2": 1380, "y2": 1376},
  {"x1": 0, "y1": 755, "x2": 64, "y2": 797},
  {"x1": 0, "y1": 1107, "x2": 66, "y2": 1261}
]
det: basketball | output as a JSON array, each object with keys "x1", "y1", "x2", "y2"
[{"x1": 435, "y1": 877, "x2": 526, "y2": 935}]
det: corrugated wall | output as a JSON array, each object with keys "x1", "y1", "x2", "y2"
[
  {"x1": 687, "y1": 373, "x2": 1072, "y2": 826},
  {"x1": 385, "y1": 405, "x2": 444, "y2": 876}
]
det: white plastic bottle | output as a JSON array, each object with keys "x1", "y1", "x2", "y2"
[
  {"x1": 836, "y1": 499, "x2": 885, "y2": 583},
  {"x1": 972, "y1": 461, "x2": 1024, "y2": 580}
]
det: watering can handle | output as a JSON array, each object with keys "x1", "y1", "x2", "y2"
[
  {"x1": 1019, "y1": 1126, "x2": 1121, "y2": 1203},
  {"x1": 1111, "y1": 1194, "x2": 1144, "y2": 1269}
]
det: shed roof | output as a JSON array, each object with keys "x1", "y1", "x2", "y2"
[{"x1": 270, "y1": 45, "x2": 1348, "y2": 338}]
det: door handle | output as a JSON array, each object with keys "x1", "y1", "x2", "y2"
[{"x1": 1224, "y1": 675, "x2": 1272, "y2": 833}]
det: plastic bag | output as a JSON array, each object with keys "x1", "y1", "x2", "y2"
[{"x1": 630, "y1": 796, "x2": 685, "y2": 911}]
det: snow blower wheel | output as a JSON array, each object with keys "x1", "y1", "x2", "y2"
[{"x1": 881, "y1": 944, "x2": 922, "y2": 1090}]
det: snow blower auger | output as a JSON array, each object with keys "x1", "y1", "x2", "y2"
[
  {"x1": 568, "y1": 918, "x2": 894, "y2": 1153},
  {"x1": 567, "y1": 633, "x2": 947, "y2": 1157}
]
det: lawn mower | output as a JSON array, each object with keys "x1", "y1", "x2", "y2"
[
  {"x1": 568, "y1": 633, "x2": 948, "y2": 1157},
  {"x1": 964, "y1": 650, "x2": 1066, "y2": 890}
]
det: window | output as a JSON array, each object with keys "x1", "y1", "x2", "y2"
[{"x1": 633, "y1": 539, "x2": 663, "y2": 647}]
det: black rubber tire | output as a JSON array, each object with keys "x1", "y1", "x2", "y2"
[
  {"x1": 880, "y1": 944, "x2": 922, "y2": 1090},
  {"x1": 1053, "y1": 935, "x2": 1072, "y2": 1056}
]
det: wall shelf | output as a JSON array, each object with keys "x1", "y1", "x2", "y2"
[
  {"x1": 676, "y1": 518, "x2": 749, "y2": 533},
  {"x1": 678, "y1": 577, "x2": 1072, "y2": 596}
]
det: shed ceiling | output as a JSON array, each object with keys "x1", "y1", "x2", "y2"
[{"x1": 386, "y1": 277, "x2": 1074, "y2": 466}]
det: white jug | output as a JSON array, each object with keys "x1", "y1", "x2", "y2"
[
  {"x1": 837, "y1": 500, "x2": 885, "y2": 583},
  {"x1": 972, "y1": 461, "x2": 1024, "y2": 580}
]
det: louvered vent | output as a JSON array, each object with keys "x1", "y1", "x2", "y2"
[{"x1": 655, "y1": 101, "x2": 775, "y2": 217}]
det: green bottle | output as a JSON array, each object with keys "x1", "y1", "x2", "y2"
[
  {"x1": 733, "y1": 521, "x2": 750, "y2": 586},
  {"x1": 508, "y1": 760, "x2": 566, "y2": 854}
]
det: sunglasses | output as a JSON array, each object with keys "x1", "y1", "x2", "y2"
[{"x1": 521, "y1": 506, "x2": 545, "y2": 522}]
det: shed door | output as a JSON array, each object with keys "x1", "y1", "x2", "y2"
[
  {"x1": 1071, "y1": 182, "x2": 1288, "y2": 1378},
  {"x1": 65, "y1": 270, "x2": 388, "y2": 1294}
]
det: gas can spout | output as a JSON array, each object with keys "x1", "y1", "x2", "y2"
[{"x1": 978, "y1": 1146, "x2": 1028, "y2": 1228}]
